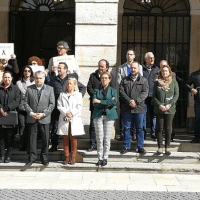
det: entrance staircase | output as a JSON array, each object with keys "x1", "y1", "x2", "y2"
[{"x1": 0, "y1": 131, "x2": 199, "y2": 173}]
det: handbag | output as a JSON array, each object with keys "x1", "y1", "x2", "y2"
[{"x1": 0, "y1": 111, "x2": 18, "y2": 125}]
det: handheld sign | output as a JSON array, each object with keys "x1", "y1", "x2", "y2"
[
  {"x1": 0, "y1": 43, "x2": 14, "y2": 59},
  {"x1": 53, "y1": 55, "x2": 79, "y2": 74}
]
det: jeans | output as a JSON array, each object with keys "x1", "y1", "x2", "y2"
[
  {"x1": 194, "y1": 101, "x2": 200, "y2": 138},
  {"x1": 121, "y1": 112, "x2": 144, "y2": 149},
  {"x1": 156, "y1": 114, "x2": 174, "y2": 148},
  {"x1": 143, "y1": 97, "x2": 156, "y2": 135}
]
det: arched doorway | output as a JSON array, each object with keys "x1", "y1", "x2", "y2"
[
  {"x1": 9, "y1": 0, "x2": 75, "y2": 68},
  {"x1": 122, "y1": 0, "x2": 190, "y2": 128}
]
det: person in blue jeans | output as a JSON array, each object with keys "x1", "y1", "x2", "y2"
[{"x1": 119, "y1": 62, "x2": 149, "y2": 155}]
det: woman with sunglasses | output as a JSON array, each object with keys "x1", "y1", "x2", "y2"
[
  {"x1": 92, "y1": 71, "x2": 118, "y2": 167},
  {"x1": 16, "y1": 66, "x2": 35, "y2": 151}
]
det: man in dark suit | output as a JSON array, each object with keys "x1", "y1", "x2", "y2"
[{"x1": 24, "y1": 71, "x2": 55, "y2": 166}]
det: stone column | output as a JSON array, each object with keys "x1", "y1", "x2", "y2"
[
  {"x1": 75, "y1": 0, "x2": 119, "y2": 137},
  {"x1": 0, "y1": 0, "x2": 9, "y2": 42}
]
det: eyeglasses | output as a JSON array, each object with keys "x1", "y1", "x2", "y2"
[
  {"x1": 32, "y1": 63, "x2": 37, "y2": 65},
  {"x1": 24, "y1": 70, "x2": 31, "y2": 72},
  {"x1": 101, "y1": 77, "x2": 109, "y2": 80},
  {"x1": 57, "y1": 47, "x2": 65, "y2": 51}
]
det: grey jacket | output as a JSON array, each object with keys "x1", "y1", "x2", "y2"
[
  {"x1": 118, "y1": 63, "x2": 143, "y2": 84},
  {"x1": 24, "y1": 84, "x2": 55, "y2": 124},
  {"x1": 119, "y1": 74, "x2": 149, "y2": 114}
]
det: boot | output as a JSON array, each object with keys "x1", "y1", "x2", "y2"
[
  {"x1": 63, "y1": 136, "x2": 69, "y2": 165},
  {"x1": 70, "y1": 136, "x2": 77, "y2": 165}
]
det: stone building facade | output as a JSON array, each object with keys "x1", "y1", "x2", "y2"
[{"x1": 0, "y1": 0, "x2": 200, "y2": 133}]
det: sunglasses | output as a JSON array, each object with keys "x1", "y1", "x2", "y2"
[
  {"x1": 57, "y1": 47, "x2": 65, "y2": 51},
  {"x1": 24, "y1": 70, "x2": 31, "y2": 72}
]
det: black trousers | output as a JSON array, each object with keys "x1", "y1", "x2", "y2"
[
  {"x1": 27, "y1": 122, "x2": 49, "y2": 162},
  {"x1": 0, "y1": 128, "x2": 15, "y2": 157},
  {"x1": 156, "y1": 114, "x2": 174, "y2": 148},
  {"x1": 18, "y1": 111, "x2": 28, "y2": 149}
]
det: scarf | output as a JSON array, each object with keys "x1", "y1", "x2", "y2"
[{"x1": 157, "y1": 75, "x2": 172, "y2": 91}]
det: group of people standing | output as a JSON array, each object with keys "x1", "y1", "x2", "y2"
[{"x1": 0, "y1": 41, "x2": 199, "y2": 167}]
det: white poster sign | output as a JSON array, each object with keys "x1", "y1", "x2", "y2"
[
  {"x1": 53, "y1": 55, "x2": 79, "y2": 73},
  {"x1": 30, "y1": 65, "x2": 45, "y2": 75},
  {"x1": 0, "y1": 43, "x2": 14, "y2": 59}
]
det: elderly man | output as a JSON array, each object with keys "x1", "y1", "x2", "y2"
[
  {"x1": 142, "y1": 52, "x2": 159, "y2": 139},
  {"x1": 48, "y1": 40, "x2": 80, "y2": 77},
  {"x1": 48, "y1": 62, "x2": 86, "y2": 152},
  {"x1": 87, "y1": 59, "x2": 115, "y2": 151},
  {"x1": 118, "y1": 48, "x2": 143, "y2": 141},
  {"x1": 119, "y1": 62, "x2": 149, "y2": 155},
  {"x1": 24, "y1": 71, "x2": 55, "y2": 166}
]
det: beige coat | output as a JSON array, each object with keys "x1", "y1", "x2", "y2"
[{"x1": 57, "y1": 91, "x2": 85, "y2": 136}]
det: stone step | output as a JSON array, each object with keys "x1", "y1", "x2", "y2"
[
  {"x1": 10, "y1": 149, "x2": 200, "y2": 164},
  {"x1": 0, "y1": 161, "x2": 200, "y2": 173}
]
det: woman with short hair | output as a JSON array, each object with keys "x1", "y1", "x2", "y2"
[{"x1": 92, "y1": 71, "x2": 118, "y2": 167}]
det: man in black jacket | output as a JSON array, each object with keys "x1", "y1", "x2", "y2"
[
  {"x1": 142, "y1": 52, "x2": 159, "y2": 139},
  {"x1": 186, "y1": 69, "x2": 200, "y2": 143},
  {"x1": 87, "y1": 59, "x2": 115, "y2": 151},
  {"x1": 48, "y1": 62, "x2": 86, "y2": 152},
  {"x1": 119, "y1": 62, "x2": 149, "y2": 155}
]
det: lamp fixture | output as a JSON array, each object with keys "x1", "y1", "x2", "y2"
[{"x1": 141, "y1": 0, "x2": 151, "y2": 3}]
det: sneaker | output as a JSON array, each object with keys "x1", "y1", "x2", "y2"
[
  {"x1": 101, "y1": 159, "x2": 107, "y2": 166},
  {"x1": 157, "y1": 148, "x2": 163, "y2": 155},
  {"x1": 138, "y1": 148, "x2": 146, "y2": 155},
  {"x1": 165, "y1": 148, "x2": 171, "y2": 155},
  {"x1": 96, "y1": 160, "x2": 103, "y2": 166}
]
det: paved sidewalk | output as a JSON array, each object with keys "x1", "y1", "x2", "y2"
[{"x1": 0, "y1": 171, "x2": 200, "y2": 192}]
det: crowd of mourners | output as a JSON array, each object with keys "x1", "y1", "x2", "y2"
[{"x1": 0, "y1": 40, "x2": 199, "y2": 167}]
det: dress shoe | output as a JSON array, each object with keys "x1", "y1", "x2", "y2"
[
  {"x1": 4, "y1": 157, "x2": 11, "y2": 163},
  {"x1": 87, "y1": 146, "x2": 97, "y2": 152},
  {"x1": 138, "y1": 148, "x2": 146, "y2": 155},
  {"x1": 96, "y1": 160, "x2": 103, "y2": 166},
  {"x1": 165, "y1": 148, "x2": 171, "y2": 155},
  {"x1": 49, "y1": 145, "x2": 57, "y2": 152},
  {"x1": 0, "y1": 157, "x2": 5, "y2": 163},
  {"x1": 120, "y1": 148, "x2": 128, "y2": 155},
  {"x1": 151, "y1": 134, "x2": 156, "y2": 139},
  {"x1": 119, "y1": 134, "x2": 124, "y2": 141},
  {"x1": 132, "y1": 134, "x2": 136, "y2": 141},
  {"x1": 101, "y1": 159, "x2": 107, "y2": 166},
  {"x1": 42, "y1": 161, "x2": 49, "y2": 166},
  {"x1": 26, "y1": 161, "x2": 34, "y2": 166},
  {"x1": 190, "y1": 137, "x2": 200, "y2": 143},
  {"x1": 157, "y1": 148, "x2": 163, "y2": 155}
]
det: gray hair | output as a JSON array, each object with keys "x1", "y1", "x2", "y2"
[
  {"x1": 57, "y1": 41, "x2": 69, "y2": 49},
  {"x1": 64, "y1": 77, "x2": 79, "y2": 92},
  {"x1": 35, "y1": 70, "x2": 45, "y2": 78},
  {"x1": 144, "y1": 52, "x2": 154, "y2": 59}
]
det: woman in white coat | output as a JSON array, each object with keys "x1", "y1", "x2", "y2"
[{"x1": 57, "y1": 77, "x2": 85, "y2": 165}]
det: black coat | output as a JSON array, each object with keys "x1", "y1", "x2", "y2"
[
  {"x1": 186, "y1": 69, "x2": 200, "y2": 101},
  {"x1": 0, "y1": 83, "x2": 20, "y2": 111},
  {"x1": 87, "y1": 70, "x2": 115, "y2": 111},
  {"x1": 142, "y1": 64, "x2": 159, "y2": 97},
  {"x1": 119, "y1": 74, "x2": 149, "y2": 114}
]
